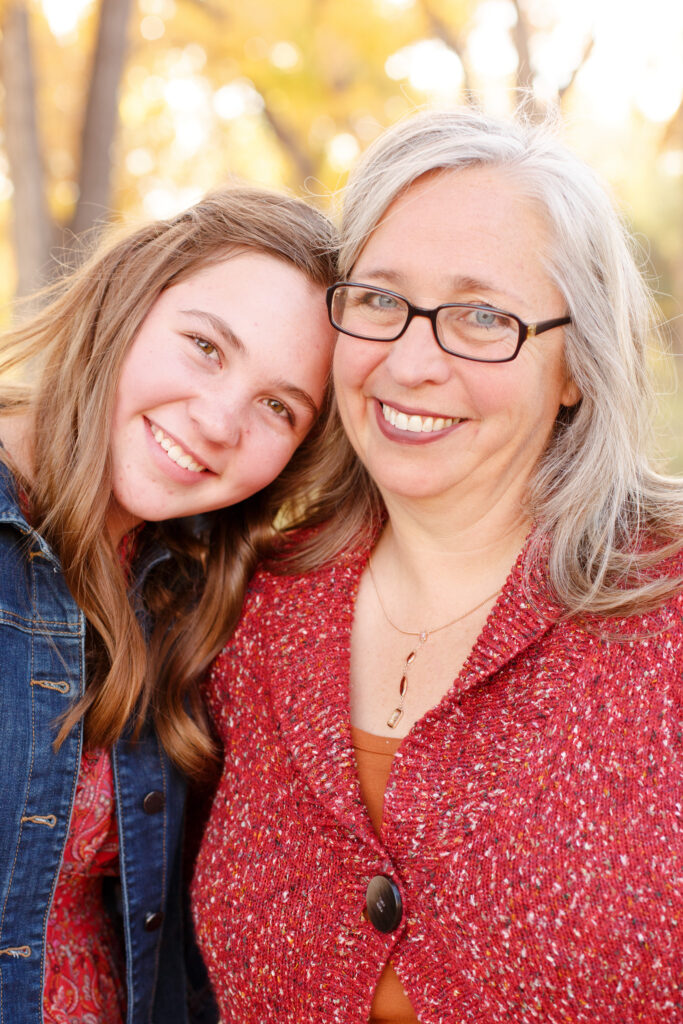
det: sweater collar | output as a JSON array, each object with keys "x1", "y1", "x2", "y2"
[
  {"x1": 456, "y1": 536, "x2": 563, "y2": 694},
  {"x1": 267, "y1": 532, "x2": 563, "y2": 844}
]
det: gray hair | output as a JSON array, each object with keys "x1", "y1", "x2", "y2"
[{"x1": 300, "y1": 108, "x2": 683, "y2": 617}]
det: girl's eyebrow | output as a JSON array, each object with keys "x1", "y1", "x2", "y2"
[
  {"x1": 270, "y1": 378, "x2": 319, "y2": 418},
  {"x1": 180, "y1": 308, "x2": 319, "y2": 418},
  {"x1": 180, "y1": 309, "x2": 247, "y2": 353}
]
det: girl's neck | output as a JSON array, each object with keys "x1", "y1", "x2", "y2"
[{"x1": 0, "y1": 410, "x2": 36, "y2": 484}]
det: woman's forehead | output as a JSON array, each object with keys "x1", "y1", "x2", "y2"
[{"x1": 353, "y1": 168, "x2": 559, "y2": 314}]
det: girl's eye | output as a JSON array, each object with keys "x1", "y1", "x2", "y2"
[
  {"x1": 263, "y1": 397, "x2": 294, "y2": 423},
  {"x1": 192, "y1": 336, "x2": 220, "y2": 361}
]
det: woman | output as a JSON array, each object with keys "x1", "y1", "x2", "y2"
[
  {"x1": 0, "y1": 186, "x2": 337, "y2": 1023},
  {"x1": 192, "y1": 111, "x2": 683, "y2": 1022}
]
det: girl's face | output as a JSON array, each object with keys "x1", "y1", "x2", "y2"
[{"x1": 107, "y1": 252, "x2": 334, "y2": 540}]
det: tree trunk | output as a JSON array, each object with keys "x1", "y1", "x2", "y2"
[
  {"x1": 69, "y1": 0, "x2": 133, "y2": 238},
  {"x1": 2, "y1": 1, "x2": 54, "y2": 296},
  {"x1": 261, "y1": 103, "x2": 317, "y2": 184}
]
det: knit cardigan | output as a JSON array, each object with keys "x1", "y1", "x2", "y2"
[{"x1": 191, "y1": 538, "x2": 683, "y2": 1024}]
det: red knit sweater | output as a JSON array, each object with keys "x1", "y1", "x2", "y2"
[{"x1": 191, "y1": 539, "x2": 683, "y2": 1023}]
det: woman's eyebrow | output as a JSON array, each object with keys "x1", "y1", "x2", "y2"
[
  {"x1": 354, "y1": 270, "x2": 524, "y2": 307},
  {"x1": 180, "y1": 309, "x2": 247, "y2": 353},
  {"x1": 447, "y1": 275, "x2": 525, "y2": 307}
]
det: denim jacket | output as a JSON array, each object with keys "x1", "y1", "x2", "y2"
[{"x1": 0, "y1": 461, "x2": 196, "y2": 1023}]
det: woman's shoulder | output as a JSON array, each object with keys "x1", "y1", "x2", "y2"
[
  {"x1": 577, "y1": 548, "x2": 683, "y2": 660},
  {"x1": 0, "y1": 458, "x2": 23, "y2": 519},
  {"x1": 214, "y1": 526, "x2": 370, "y2": 658},
  {"x1": 256, "y1": 528, "x2": 367, "y2": 607}
]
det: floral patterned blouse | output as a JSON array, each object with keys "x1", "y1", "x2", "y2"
[
  {"x1": 43, "y1": 748, "x2": 125, "y2": 1022},
  {"x1": 16, "y1": 499, "x2": 136, "y2": 1022}
]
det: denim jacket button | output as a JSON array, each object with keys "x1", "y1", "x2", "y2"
[
  {"x1": 142, "y1": 790, "x2": 165, "y2": 814},
  {"x1": 144, "y1": 911, "x2": 164, "y2": 931}
]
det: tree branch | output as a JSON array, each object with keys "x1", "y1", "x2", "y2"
[
  {"x1": 510, "y1": 0, "x2": 543, "y2": 118},
  {"x1": 558, "y1": 36, "x2": 594, "y2": 105},
  {"x1": 261, "y1": 103, "x2": 317, "y2": 184}
]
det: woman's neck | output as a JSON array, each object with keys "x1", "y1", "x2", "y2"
[{"x1": 373, "y1": 494, "x2": 532, "y2": 619}]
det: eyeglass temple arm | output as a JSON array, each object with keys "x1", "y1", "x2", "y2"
[{"x1": 527, "y1": 315, "x2": 571, "y2": 338}]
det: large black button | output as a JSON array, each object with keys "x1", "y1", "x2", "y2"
[
  {"x1": 365, "y1": 874, "x2": 403, "y2": 933},
  {"x1": 144, "y1": 910, "x2": 164, "y2": 932},
  {"x1": 142, "y1": 790, "x2": 165, "y2": 814}
]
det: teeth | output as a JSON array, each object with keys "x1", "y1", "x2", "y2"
[
  {"x1": 150, "y1": 424, "x2": 206, "y2": 472},
  {"x1": 381, "y1": 404, "x2": 459, "y2": 433}
]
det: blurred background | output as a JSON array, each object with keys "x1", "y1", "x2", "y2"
[{"x1": 1, "y1": 0, "x2": 681, "y2": 467}]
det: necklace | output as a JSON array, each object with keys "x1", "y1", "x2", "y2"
[{"x1": 367, "y1": 557, "x2": 502, "y2": 729}]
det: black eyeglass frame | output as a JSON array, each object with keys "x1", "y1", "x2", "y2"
[{"x1": 326, "y1": 282, "x2": 572, "y2": 364}]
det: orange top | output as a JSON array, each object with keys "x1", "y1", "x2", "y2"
[{"x1": 351, "y1": 726, "x2": 419, "y2": 1024}]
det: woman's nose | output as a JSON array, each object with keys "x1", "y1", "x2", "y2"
[{"x1": 383, "y1": 314, "x2": 453, "y2": 387}]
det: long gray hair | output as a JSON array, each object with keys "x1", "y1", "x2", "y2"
[{"x1": 295, "y1": 108, "x2": 683, "y2": 617}]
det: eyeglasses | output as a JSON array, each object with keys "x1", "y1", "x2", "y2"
[{"x1": 326, "y1": 283, "x2": 571, "y2": 364}]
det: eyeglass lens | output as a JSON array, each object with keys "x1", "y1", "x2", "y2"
[{"x1": 331, "y1": 285, "x2": 519, "y2": 361}]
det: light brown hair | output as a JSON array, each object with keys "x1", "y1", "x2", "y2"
[{"x1": 0, "y1": 187, "x2": 337, "y2": 777}]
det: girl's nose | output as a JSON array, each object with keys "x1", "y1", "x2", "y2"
[{"x1": 188, "y1": 392, "x2": 243, "y2": 447}]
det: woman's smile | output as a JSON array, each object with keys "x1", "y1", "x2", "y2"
[{"x1": 376, "y1": 399, "x2": 464, "y2": 442}]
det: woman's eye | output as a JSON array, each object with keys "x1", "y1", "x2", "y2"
[
  {"x1": 370, "y1": 292, "x2": 398, "y2": 310},
  {"x1": 473, "y1": 309, "x2": 498, "y2": 326},
  {"x1": 464, "y1": 307, "x2": 507, "y2": 329}
]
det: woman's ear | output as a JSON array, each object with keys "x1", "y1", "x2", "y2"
[{"x1": 560, "y1": 377, "x2": 581, "y2": 407}]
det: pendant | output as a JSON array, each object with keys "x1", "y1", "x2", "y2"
[
  {"x1": 386, "y1": 633, "x2": 429, "y2": 729},
  {"x1": 387, "y1": 707, "x2": 403, "y2": 729}
]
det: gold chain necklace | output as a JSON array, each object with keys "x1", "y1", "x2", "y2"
[{"x1": 367, "y1": 557, "x2": 501, "y2": 729}]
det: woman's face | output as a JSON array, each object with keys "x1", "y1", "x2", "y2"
[
  {"x1": 107, "y1": 252, "x2": 334, "y2": 539},
  {"x1": 332, "y1": 167, "x2": 580, "y2": 514}
]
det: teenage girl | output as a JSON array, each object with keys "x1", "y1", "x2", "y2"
[{"x1": 0, "y1": 186, "x2": 337, "y2": 1023}]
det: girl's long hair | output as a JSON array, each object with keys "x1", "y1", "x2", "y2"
[{"x1": 0, "y1": 187, "x2": 337, "y2": 777}]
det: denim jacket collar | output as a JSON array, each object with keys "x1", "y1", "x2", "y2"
[
  {"x1": 0, "y1": 458, "x2": 171, "y2": 581},
  {"x1": 0, "y1": 457, "x2": 58, "y2": 561}
]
